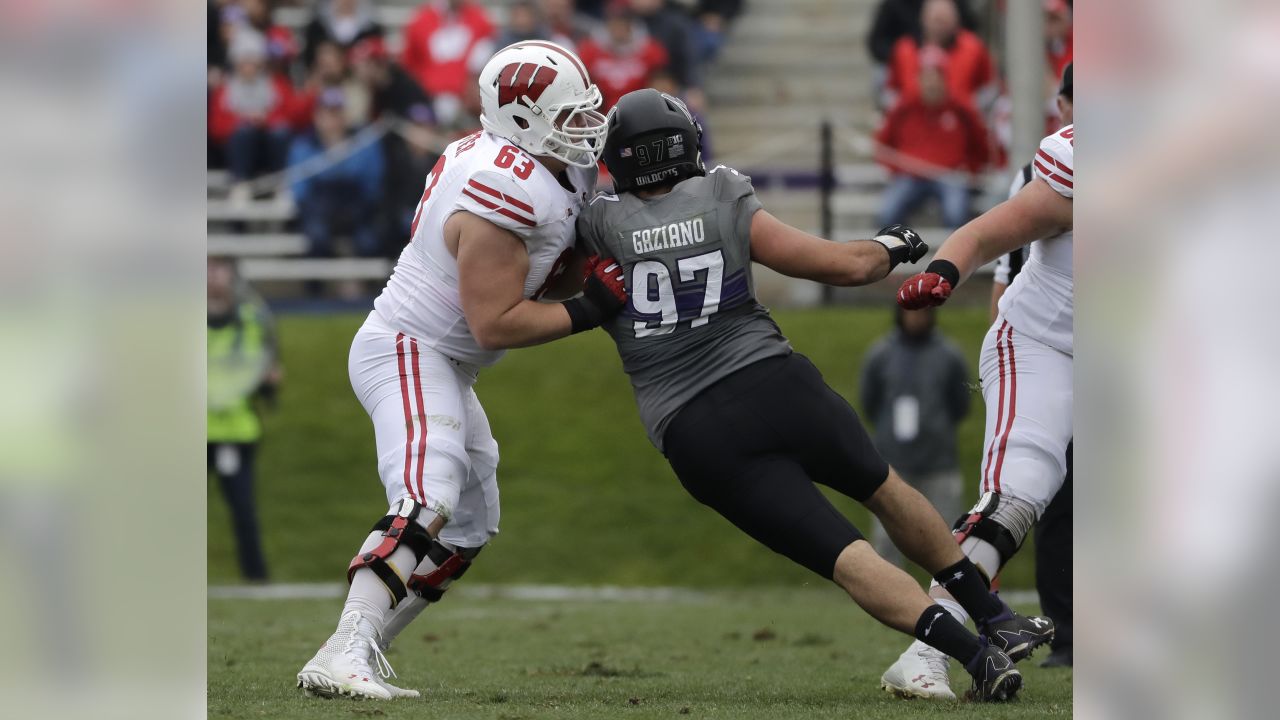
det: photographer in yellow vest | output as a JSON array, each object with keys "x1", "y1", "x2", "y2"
[{"x1": 208, "y1": 256, "x2": 281, "y2": 581}]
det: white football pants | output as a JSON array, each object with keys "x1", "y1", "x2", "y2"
[
  {"x1": 348, "y1": 311, "x2": 500, "y2": 549},
  {"x1": 977, "y1": 316, "x2": 1073, "y2": 517}
]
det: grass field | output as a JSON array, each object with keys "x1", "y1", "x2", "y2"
[
  {"x1": 208, "y1": 305, "x2": 1069, "y2": 718},
  {"x1": 208, "y1": 590, "x2": 1072, "y2": 719},
  {"x1": 208, "y1": 306, "x2": 1039, "y2": 590}
]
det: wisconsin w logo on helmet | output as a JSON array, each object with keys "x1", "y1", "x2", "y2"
[
  {"x1": 478, "y1": 40, "x2": 607, "y2": 167},
  {"x1": 496, "y1": 63, "x2": 558, "y2": 108}
]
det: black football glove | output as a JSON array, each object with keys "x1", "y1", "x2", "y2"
[{"x1": 872, "y1": 224, "x2": 929, "y2": 269}]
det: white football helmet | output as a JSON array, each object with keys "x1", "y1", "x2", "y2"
[{"x1": 478, "y1": 41, "x2": 607, "y2": 168}]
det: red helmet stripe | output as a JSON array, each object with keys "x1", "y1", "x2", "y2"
[{"x1": 516, "y1": 41, "x2": 589, "y2": 86}]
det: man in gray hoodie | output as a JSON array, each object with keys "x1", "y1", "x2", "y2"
[{"x1": 861, "y1": 304, "x2": 971, "y2": 565}]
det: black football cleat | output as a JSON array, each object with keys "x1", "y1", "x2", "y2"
[
  {"x1": 979, "y1": 607, "x2": 1055, "y2": 662},
  {"x1": 964, "y1": 645, "x2": 1022, "y2": 702}
]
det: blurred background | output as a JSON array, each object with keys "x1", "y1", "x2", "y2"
[
  {"x1": 13, "y1": 0, "x2": 1280, "y2": 717},
  {"x1": 205, "y1": 0, "x2": 1073, "y2": 592}
]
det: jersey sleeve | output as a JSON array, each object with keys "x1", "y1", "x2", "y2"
[
  {"x1": 575, "y1": 195, "x2": 609, "y2": 256},
  {"x1": 455, "y1": 169, "x2": 541, "y2": 237},
  {"x1": 710, "y1": 165, "x2": 763, "y2": 241},
  {"x1": 1032, "y1": 126, "x2": 1074, "y2": 198}
]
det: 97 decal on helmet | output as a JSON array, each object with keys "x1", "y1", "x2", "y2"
[
  {"x1": 601, "y1": 88, "x2": 706, "y2": 192},
  {"x1": 478, "y1": 41, "x2": 608, "y2": 168}
]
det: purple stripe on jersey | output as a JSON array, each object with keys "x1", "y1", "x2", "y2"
[{"x1": 626, "y1": 270, "x2": 750, "y2": 323}]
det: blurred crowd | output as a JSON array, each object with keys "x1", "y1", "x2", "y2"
[
  {"x1": 207, "y1": 0, "x2": 740, "y2": 265},
  {"x1": 205, "y1": 0, "x2": 1071, "y2": 271},
  {"x1": 868, "y1": 0, "x2": 1072, "y2": 229}
]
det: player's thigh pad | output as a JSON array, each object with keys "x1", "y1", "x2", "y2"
[
  {"x1": 350, "y1": 322, "x2": 473, "y2": 519},
  {"x1": 978, "y1": 319, "x2": 1073, "y2": 515},
  {"x1": 438, "y1": 387, "x2": 501, "y2": 549}
]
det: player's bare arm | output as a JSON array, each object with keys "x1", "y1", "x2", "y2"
[
  {"x1": 934, "y1": 178, "x2": 1072, "y2": 283},
  {"x1": 899, "y1": 177, "x2": 1072, "y2": 309},
  {"x1": 453, "y1": 212, "x2": 625, "y2": 350},
  {"x1": 749, "y1": 210, "x2": 928, "y2": 286}
]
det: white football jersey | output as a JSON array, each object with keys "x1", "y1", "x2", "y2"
[
  {"x1": 373, "y1": 130, "x2": 596, "y2": 367},
  {"x1": 998, "y1": 124, "x2": 1074, "y2": 355}
]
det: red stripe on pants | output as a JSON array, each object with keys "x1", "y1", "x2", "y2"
[
  {"x1": 991, "y1": 327, "x2": 1018, "y2": 492},
  {"x1": 983, "y1": 321, "x2": 1009, "y2": 492},
  {"x1": 410, "y1": 339, "x2": 429, "y2": 505},
  {"x1": 395, "y1": 333, "x2": 416, "y2": 502}
]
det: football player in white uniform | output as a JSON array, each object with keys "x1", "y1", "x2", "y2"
[
  {"x1": 296, "y1": 41, "x2": 627, "y2": 700},
  {"x1": 883, "y1": 121, "x2": 1074, "y2": 698}
]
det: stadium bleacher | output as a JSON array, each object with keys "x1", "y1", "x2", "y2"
[{"x1": 208, "y1": 0, "x2": 1006, "y2": 297}]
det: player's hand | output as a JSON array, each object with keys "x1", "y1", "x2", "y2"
[
  {"x1": 872, "y1": 224, "x2": 929, "y2": 268},
  {"x1": 564, "y1": 255, "x2": 628, "y2": 333},
  {"x1": 583, "y1": 255, "x2": 627, "y2": 314},
  {"x1": 897, "y1": 272, "x2": 953, "y2": 309}
]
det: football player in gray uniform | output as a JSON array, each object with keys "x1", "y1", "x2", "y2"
[{"x1": 576, "y1": 89, "x2": 1053, "y2": 701}]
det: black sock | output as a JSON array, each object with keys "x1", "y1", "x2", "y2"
[
  {"x1": 914, "y1": 605, "x2": 982, "y2": 666},
  {"x1": 934, "y1": 558, "x2": 1006, "y2": 624}
]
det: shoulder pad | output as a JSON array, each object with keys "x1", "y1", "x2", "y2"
[
  {"x1": 1033, "y1": 126, "x2": 1073, "y2": 198},
  {"x1": 457, "y1": 169, "x2": 540, "y2": 234},
  {"x1": 708, "y1": 164, "x2": 756, "y2": 203}
]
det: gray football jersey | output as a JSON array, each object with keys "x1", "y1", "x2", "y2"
[{"x1": 577, "y1": 166, "x2": 792, "y2": 450}]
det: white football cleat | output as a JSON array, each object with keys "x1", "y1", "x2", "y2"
[
  {"x1": 297, "y1": 610, "x2": 394, "y2": 700},
  {"x1": 881, "y1": 640, "x2": 957, "y2": 700}
]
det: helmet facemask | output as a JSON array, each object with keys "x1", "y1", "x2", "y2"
[{"x1": 537, "y1": 86, "x2": 608, "y2": 167}]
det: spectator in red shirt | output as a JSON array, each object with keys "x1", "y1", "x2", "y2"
[
  {"x1": 209, "y1": 29, "x2": 297, "y2": 195},
  {"x1": 401, "y1": 0, "x2": 495, "y2": 126},
  {"x1": 885, "y1": 0, "x2": 995, "y2": 111},
  {"x1": 875, "y1": 46, "x2": 990, "y2": 229},
  {"x1": 577, "y1": 1, "x2": 669, "y2": 111},
  {"x1": 866, "y1": 0, "x2": 977, "y2": 66},
  {"x1": 1042, "y1": 0, "x2": 1074, "y2": 134},
  {"x1": 302, "y1": 0, "x2": 384, "y2": 70},
  {"x1": 1045, "y1": 0, "x2": 1073, "y2": 78}
]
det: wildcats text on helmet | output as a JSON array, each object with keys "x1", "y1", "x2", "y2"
[{"x1": 632, "y1": 217, "x2": 705, "y2": 254}]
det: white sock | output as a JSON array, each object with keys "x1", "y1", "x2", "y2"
[
  {"x1": 936, "y1": 597, "x2": 970, "y2": 625},
  {"x1": 380, "y1": 596, "x2": 431, "y2": 650}
]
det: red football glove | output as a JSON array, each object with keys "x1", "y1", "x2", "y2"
[
  {"x1": 564, "y1": 255, "x2": 628, "y2": 333},
  {"x1": 583, "y1": 255, "x2": 626, "y2": 305},
  {"x1": 897, "y1": 272, "x2": 953, "y2": 309}
]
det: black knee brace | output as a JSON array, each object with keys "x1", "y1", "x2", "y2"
[
  {"x1": 952, "y1": 492, "x2": 1026, "y2": 579},
  {"x1": 407, "y1": 541, "x2": 481, "y2": 602},
  {"x1": 347, "y1": 499, "x2": 435, "y2": 607}
]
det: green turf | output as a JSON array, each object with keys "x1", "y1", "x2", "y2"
[
  {"x1": 208, "y1": 591, "x2": 1071, "y2": 719},
  {"x1": 208, "y1": 306, "x2": 1035, "y2": 589}
]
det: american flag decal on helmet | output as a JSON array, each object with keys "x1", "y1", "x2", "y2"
[{"x1": 496, "y1": 63, "x2": 558, "y2": 108}]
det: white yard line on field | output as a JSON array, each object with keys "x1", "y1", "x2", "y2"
[
  {"x1": 207, "y1": 583, "x2": 712, "y2": 603},
  {"x1": 208, "y1": 582, "x2": 1039, "y2": 607}
]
